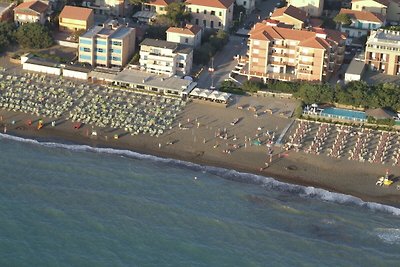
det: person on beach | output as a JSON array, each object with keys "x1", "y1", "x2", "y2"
[{"x1": 3, "y1": 125, "x2": 6, "y2": 133}]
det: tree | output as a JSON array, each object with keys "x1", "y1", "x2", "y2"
[
  {"x1": 0, "y1": 22, "x2": 16, "y2": 52},
  {"x1": 164, "y1": 2, "x2": 191, "y2": 27},
  {"x1": 334, "y1": 13, "x2": 352, "y2": 26},
  {"x1": 15, "y1": 23, "x2": 54, "y2": 49},
  {"x1": 242, "y1": 80, "x2": 261, "y2": 92}
]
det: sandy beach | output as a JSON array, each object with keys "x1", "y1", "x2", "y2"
[{"x1": 1, "y1": 91, "x2": 400, "y2": 207}]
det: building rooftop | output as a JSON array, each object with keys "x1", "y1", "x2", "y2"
[
  {"x1": 185, "y1": 0, "x2": 234, "y2": 9},
  {"x1": 113, "y1": 69, "x2": 195, "y2": 92},
  {"x1": 167, "y1": 24, "x2": 202, "y2": 36},
  {"x1": 59, "y1": 5, "x2": 93, "y2": 21},
  {"x1": 367, "y1": 29, "x2": 400, "y2": 45},
  {"x1": 339, "y1": 9, "x2": 385, "y2": 24},
  {"x1": 147, "y1": 0, "x2": 176, "y2": 6},
  {"x1": 81, "y1": 24, "x2": 134, "y2": 39},
  {"x1": 140, "y1": 38, "x2": 194, "y2": 54},
  {"x1": 14, "y1": 0, "x2": 48, "y2": 14},
  {"x1": 270, "y1": 5, "x2": 308, "y2": 23},
  {"x1": 346, "y1": 57, "x2": 365, "y2": 75},
  {"x1": 249, "y1": 23, "x2": 345, "y2": 49},
  {"x1": 351, "y1": 0, "x2": 390, "y2": 7}
]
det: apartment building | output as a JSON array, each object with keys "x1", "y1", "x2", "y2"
[
  {"x1": 139, "y1": 38, "x2": 193, "y2": 76},
  {"x1": 286, "y1": 0, "x2": 324, "y2": 17},
  {"x1": 247, "y1": 23, "x2": 346, "y2": 82},
  {"x1": 351, "y1": 0, "x2": 400, "y2": 21},
  {"x1": 14, "y1": 0, "x2": 48, "y2": 25},
  {"x1": 338, "y1": 9, "x2": 385, "y2": 45},
  {"x1": 365, "y1": 29, "x2": 400, "y2": 75},
  {"x1": 270, "y1": 5, "x2": 308, "y2": 29},
  {"x1": 166, "y1": 24, "x2": 202, "y2": 47},
  {"x1": 78, "y1": 21, "x2": 136, "y2": 68},
  {"x1": 59, "y1": 5, "x2": 94, "y2": 32},
  {"x1": 186, "y1": 0, "x2": 234, "y2": 31}
]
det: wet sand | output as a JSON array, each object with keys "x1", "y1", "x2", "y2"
[{"x1": 1, "y1": 96, "x2": 400, "y2": 207}]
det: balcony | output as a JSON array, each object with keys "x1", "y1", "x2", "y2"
[
  {"x1": 247, "y1": 71, "x2": 297, "y2": 81},
  {"x1": 270, "y1": 52, "x2": 287, "y2": 57},
  {"x1": 298, "y1": 69, "x2": 312, "y2": 74},
  {"x1": 298, "y1": 61, "x2": 313, "y2": 66},
  {"x1": 270, "y1": 60, "x2": 286, "y2": 65}
]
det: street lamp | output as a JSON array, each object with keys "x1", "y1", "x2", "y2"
[{"x1": 239, "y1": 11, "x2": 243, "y2": 24}]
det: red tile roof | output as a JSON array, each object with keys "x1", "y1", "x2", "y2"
[
  {"x1": 148, "y1": 0, "x2": 176, "y2": 6},
  {"x1": 339, "y1": 8, "x2": 385, "y2": 23},
  {"x1": 167, "y1": 24, "x2": 202, "y2": 35},
  {"x1": 14, "y1": 0, "x2": 48, "y2": 14},
  {"x1": 185, "y1": 0, "x2": 234, "y2": 9},
  {"x1": 249, "y1": 23, "x2": 345, "y2": 49},
  {"x1": 59, "y1": 6, "x2": 93, "y2": 21},
  {"x1": 270, "y1": 5, "x2": 308, "y2": 22}
]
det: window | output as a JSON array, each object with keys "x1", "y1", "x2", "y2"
[
  {"x1": 177, "y1": 63, "x2": 184, "y2": 68},
  {"x1": 196, "y1": 9, "x2": 199, "y2": 13},
  {"x1": 112, "y1": 56, "x2": 121, "y2": 61},
  {"x1": 210, "y1": 20, "x2": 214, "y2": 28},
  {"x1": 160, "y1": 7, "x2": 164, "y2": 11},
  {"x1": 137, "y1": 85, "x2": 145, "y2": 89},
  {"x1": 211, "y1": 11, "x2": 215, "y2": 15},
  {"x1": 203, "y1": 20, "x2": 206, "y2": 27},
  {"x1": 111, "y1": 48, "x2": 121, "y2": 53},
  {"x1": 195, "y1": 19, "x2": 199, "y2": 25},
  {"x1": 204, "y1": 10, "x2": 207, "y2": 14},
  {"x1": 219, "y1": 11, "x2": 222, "y2": 16},
  {"x1": 97, "y1": 48, "x2": 104, "y2": 53},
  {"x1": 80, "y1": 47, "x2": 91, "y2": 52},
  {"x1": 112, "y1": 41, "x2": 122, "y2": 46},
  {"x1": 95, "y1": 55, "x2": 106, "y2": 61},
  {"x1": 218, "y1": 22, "x2": 221, "y2": 27},
  {"x1": 185, "y1": 38, "x2": 189, "y2": 43},
  {"x1": 244, "y1": 1, "x2": 247, "y2": 5}
]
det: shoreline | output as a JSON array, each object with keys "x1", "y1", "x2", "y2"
[{"x1": 3, "y1": 116, "x2": 400, "y2": 208}]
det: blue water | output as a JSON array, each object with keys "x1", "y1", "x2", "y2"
[
  {"x1": 321, "y1": 107, "x2": 367, "y2": 121},
  {"x1": 1, "y1": 134, "x2": 400, "y2": 266}
]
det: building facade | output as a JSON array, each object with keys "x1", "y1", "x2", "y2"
[
  {"x1": 166, "y1": 24, "x2": 202, "y2": 47},
  {"x1": 14, "y1": 1, "x2": 48, "y2": 25},
  {"x1": 247, "y1": 23, "x2": 346, "y2": 82},
  {"x1": 235, "y1": 0, "x2": 255, "y2": 14},
  {"x1": 78, "y1": 22, "x2": 136, "y2": 68},
  {"x1": 365, "y1": 29, "x2": 400, "y2": 75},
  {"x1": 286, "y1": 0, "x2": 324, "y2": 17},
  {"x1": 59, "y1": 6, "x2": 94, "y2": 32},
  {"x1": 186, "y1": 0, "x2": 234, "y2": 31},
  {"x1": 338, "y1": 9, "x2": 385, "y2": 45},
  {"x1": 139, "y1": 38, "x2": 193, "y2": 76}
]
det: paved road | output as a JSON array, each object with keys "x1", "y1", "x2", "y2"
[{"x1": 196, "y1": 0, "x2": 281, "y2": 89}]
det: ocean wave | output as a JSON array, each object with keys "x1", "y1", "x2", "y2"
[
  {"x1": 1, "y1": 133, "x2": 400, "y2": 216},
  {"x1": 375, "y1": 228, "x2": 400, "y2": 244}
]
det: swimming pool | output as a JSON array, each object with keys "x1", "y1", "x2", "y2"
[{"x1": 320, "y1": 107, "x2": 366, "y2": 121}]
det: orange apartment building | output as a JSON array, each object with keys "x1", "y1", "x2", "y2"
[{"x1": 246, "y1": 23, "x2": 346, "y2": 82}]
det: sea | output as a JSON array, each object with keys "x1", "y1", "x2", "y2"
[{"x1": 0, "y1": 133, "x2": 400, "y2": 267}]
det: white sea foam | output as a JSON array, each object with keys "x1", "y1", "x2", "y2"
[
  {"x1": 1, "y1": 133, "x2": 400, "y2": 216},
  {"x1": 375, "y1": 228, "x2": 400, "y2": 244}
]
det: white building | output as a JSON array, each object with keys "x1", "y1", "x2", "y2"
[
  {"x1": 166, "y1": 24, "x2": 202, "y2": 47},
  {"x1": 139, "y1": 38, "x2": 193, "y2": 76},
  {"x1": 14, "y1": 0, "x2": 48, "y2": 25}
]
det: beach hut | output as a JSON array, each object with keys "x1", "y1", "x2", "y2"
[
  {"x1": 217, "y1": 92, "x2": 231, "y2": 104},
  {"x1": 189, "y1": 88, "x2": 201, "y2": 98},
  {"x1": 208, "y1": 90, "x2": 219, "y2": 101},
  {"x1": 199, "y1": 89, "x2": 211, "y2": 99}
]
